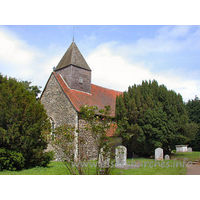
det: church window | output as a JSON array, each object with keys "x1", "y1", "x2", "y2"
[
  {"x1": 49, "y1": 117, "x2": 55, "y2": 135},
  {"x1": 79, "y1": 77, "x2": 83, "y2": 84}
]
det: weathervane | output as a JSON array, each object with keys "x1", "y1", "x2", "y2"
[
  {"x1": 73, "y1": 26, "x2": 78, "y2": 42},
  {"x1": 73, "y1": 25, "x2": 75, "y2": 42}
]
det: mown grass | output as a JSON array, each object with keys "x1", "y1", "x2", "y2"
[
  {"x1": 171, "y1": 152, "x2": 200, "y2": 162},
  {"x1": 1, "y1": 152, "x2": 200, "y2": 175},
  {"x1": 112, "y1": 158, "x2": 186, "y2": 175}
]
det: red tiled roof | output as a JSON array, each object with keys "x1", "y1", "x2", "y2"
[{"x1": 53, "y1": 72, "x2": 122, "y2": 117}]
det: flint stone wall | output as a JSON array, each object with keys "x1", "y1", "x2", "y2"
[
  {"x1": 41, "y1": 73, "x2": 121, "y2": 161},
  {"x1": 41, "y1": 73, "x2": 78, "y2": 128}
]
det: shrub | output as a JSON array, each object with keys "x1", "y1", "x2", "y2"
[
  {"x1": 0, "y1": 148, "x2": 25, "y2": 171},
  {"x1": 0, "y1": 74, "x2": 52, "y2": 170}
]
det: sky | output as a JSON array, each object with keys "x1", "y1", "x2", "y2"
[{"x1": 0, "y1": 25, "x2": 200, "y2": 102}]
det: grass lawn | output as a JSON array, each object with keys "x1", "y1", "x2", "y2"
[{"x1": 1, "y1": 151, "x2": 200, "y2": 175}]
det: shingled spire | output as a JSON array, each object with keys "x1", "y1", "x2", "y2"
[
  {"x1": 54, "y1": 42, "x2": 92, "y2": 93},
  {"x1": 55, "y1": 42, "x2": 91, "y2": 71}
]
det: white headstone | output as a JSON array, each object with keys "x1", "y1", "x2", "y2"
[
  {"x1": 175, "y1": 145, "x2": 188, "y2": 152},
  {"x1": 187, "y1": 147, "x2": 192, "y2": 152},
  {"x1": 164, "y1": 154, "x2": 170, "y2": 160},
  {"x1": 155, "y1": 148, "x2": 163, "y2": 161},
  {"x1": 99, "y1": 148, "x2": 110, "y2": 168},
  {"x1": 115, "y1": 145, "x2": 127, "y2": 168}
]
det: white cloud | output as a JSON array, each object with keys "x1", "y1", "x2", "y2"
[
  {"x1": 0, "y1": 27, "x2": 61, "y2": 88},
  {"x1": 0, "y1": 28, "x2": 40, "y2": 70},
  {"x1": 86, "y1": 44, "x2": 200, "y2": 102},
  {"x1": 118, "y1": 25, "x2": 200, "y2": 56},
  {"x1": 1, "y1": 25, "x2": 200, "y2": 102}
]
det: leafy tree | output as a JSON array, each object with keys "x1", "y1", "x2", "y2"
[
  {"x1": 0, "y1": 74, "x2": 53, "y2": 170},
  {"x1": 51, "y1": 124, "x2": 89, "y2": 175},
  {"x1": 79, "y1": 105, "x2": 117, "y2": 175},
  {"x1": 21, "y1": 80, "x2": 42, "y2": 100},
  {"x1": 51, "y1": 105, "x2": 117, "y2": 175},
  {"x1": 186, "y1": 96, "x2": 200, "y2": 150},
  {"x1": 116, "y1": 80, "x2": 191, "y2": 157}
]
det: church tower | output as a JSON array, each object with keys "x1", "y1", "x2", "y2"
[{"x1": 54, "y1": 42, "x2": 91, "y2": 93}]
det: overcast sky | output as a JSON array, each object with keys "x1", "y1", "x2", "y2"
[{"x1": 0, "y1": 25, "x2": 200, "y2": 102}]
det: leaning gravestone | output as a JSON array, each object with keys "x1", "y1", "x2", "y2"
[
  {"x1": 155, "y1": 147, "x2": 163, "y2": 161},
  {"x1": 187, "y1": 147, "x2": 192, "y2": 152},
  {"x1": 164, "y1": 154, "x2": 170, "y2": 160},
  {"x1": 99, "y1": 148, "x2": 110, "y2": 168},
  {"x1": 115, "y1": 145, "x2": 127, "y2": 168}
]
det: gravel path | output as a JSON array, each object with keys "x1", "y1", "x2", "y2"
[{"x1": 187, "y1": 163, "x2": 200, "y2": 175}]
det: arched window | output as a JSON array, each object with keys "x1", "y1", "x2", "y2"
[{"x1": 49, "y1": 117, "x2": 55, "y2": 135}]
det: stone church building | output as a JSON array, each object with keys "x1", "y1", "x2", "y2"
[{"x1": 40, "y1": 42, "x2": 122, "y2": 160}]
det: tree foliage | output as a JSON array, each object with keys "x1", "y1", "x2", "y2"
[
  {"x1": 52, "y1": 124, "x2": 88, "y2": 175},
  {"x1": 79, "y1": 105, "x2": 117, "y2": 175},
  {"x1": 0, "y1": 74, "x2": 53, "y2": 170},
  {"x1": 116, "y1": 80, "x2": 190, "y2": 157},
  {"x1": 51, "y1": 105, "x2": 117, "y2": 175},
  {"x1": 21, "y1": 80, "x2": 42, "y2": 100},
  {"x1": 186, "y1": 96, "x2": 200, "y2": 151}
]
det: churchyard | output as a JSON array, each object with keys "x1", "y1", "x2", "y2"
[{"x1": 1, "y1": 147, "x2": 200, "y2": 175}]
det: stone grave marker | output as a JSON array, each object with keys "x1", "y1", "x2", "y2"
[
  {"x1": 164, "y1": 154, "x2": 170, "y2": 160},
  {"x1": 155, "y1": 147, "x2": 163, "y2": 161},
  {"x1": 115, "y1": 145, "x2": 127, "y2": 168},
  {"x1": 98, "y1": 148, "x2": 110, "y2": 168},
  {"x1": 187, "y1": 147, "x2": 192, "y2": 152}
]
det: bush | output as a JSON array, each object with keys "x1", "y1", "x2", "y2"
[
  {"x1": 0, "y1": 74, "x2": 52, "y2": 170},
  {"x1": 0, "y1": 148, "x2": 25, "y2": 171}
]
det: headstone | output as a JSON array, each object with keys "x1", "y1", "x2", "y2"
[
  {"x1": 187, "y1": 147, "x2": 192, "y2": 152},
  {"x1": 175, "y1": 145, "x2": 188, "y2": 152},
  {"x1": 99, "y1": 148, "x2": 110, "y2": 168},
  {"x1": 115, "y1": 145, "x2": 127, "y2": 168},
  {"x1": 155, "y1": 147, "x2": 163, "y2": 161},
  {"x1": 164, "y1": 154, "x2": 170, "y2": 160}
]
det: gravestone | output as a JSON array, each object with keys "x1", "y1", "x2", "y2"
[
  {"x1": 164, "y1": 154, "x2": 170, "y2": 160},
  {"x1": 115, "y1": 145, "x2": 127, "y2": 168},
  {"x1": 99, "y1": 148, "x2": 110, "y2": 168},
  {"x1": 187, "y1": 147, "x2": 192, "y2": 152},
  {"x1": 175, "y1": 145, "x2": 188, "y2": 152},
  {"x1": 155, "y1": 148, "x2": 163, "y2": 161}
]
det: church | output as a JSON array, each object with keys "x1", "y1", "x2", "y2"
[{"x1": 40, "y1": 41, "x2": 122, "y2": 160}]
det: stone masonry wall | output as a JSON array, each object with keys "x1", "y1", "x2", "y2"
[
  {"x1": 78, "y1": 119, "x2": 122, "y2": 160},
  {"x1": 78, "y1": 119, "x2": 98, "y2": 160},
  {"x1": 41, "y1": 73, "x2": 79, "y2": 160},
  {"x1": 41, "y1": 73, "x2": 78, "y2": 128}
]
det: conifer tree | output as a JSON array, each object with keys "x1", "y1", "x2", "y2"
[
  {"x1": 116, "y1": 80, "x2": 190, "y2": 157},
  {"x1": 0, "y1": 74, "x2": 53, "y2": 170},
  {"x1": 186, "y1": 96, "x2": 200, "y2": 151}
]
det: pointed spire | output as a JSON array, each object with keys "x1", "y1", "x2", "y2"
[{"x1": 55, "y1": 42, "x2": 91, "y2": 71}]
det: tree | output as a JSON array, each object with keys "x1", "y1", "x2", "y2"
[
  {"x1": 186, "y1": 96, "x2": 200, "y2": 150},
  {"x1": 51, "y1": 124, "x2": 89, "y2": 175},
  {"x1": 79, "y1": 105, "x2": 117, "y2": 175},
  {"x1": 0, "y1": 74, "x2": 53, "y2": 170},
  {"x1": 21, "y1": 80, "x2": 42, "y2": 100},
  {"x1": 51, "y1": 105, "x2": 117, "y2": 175},
  {"x1": 116, "y1": 80, "x2": 190, "y2": 157}
]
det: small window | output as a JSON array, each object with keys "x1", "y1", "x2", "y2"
[
  {"x1": 79, "y1": 77, "x2": 83, "y2": 84},
  {"x1": 50, "y1": 117, "x2": 55, "y2": 135}
]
